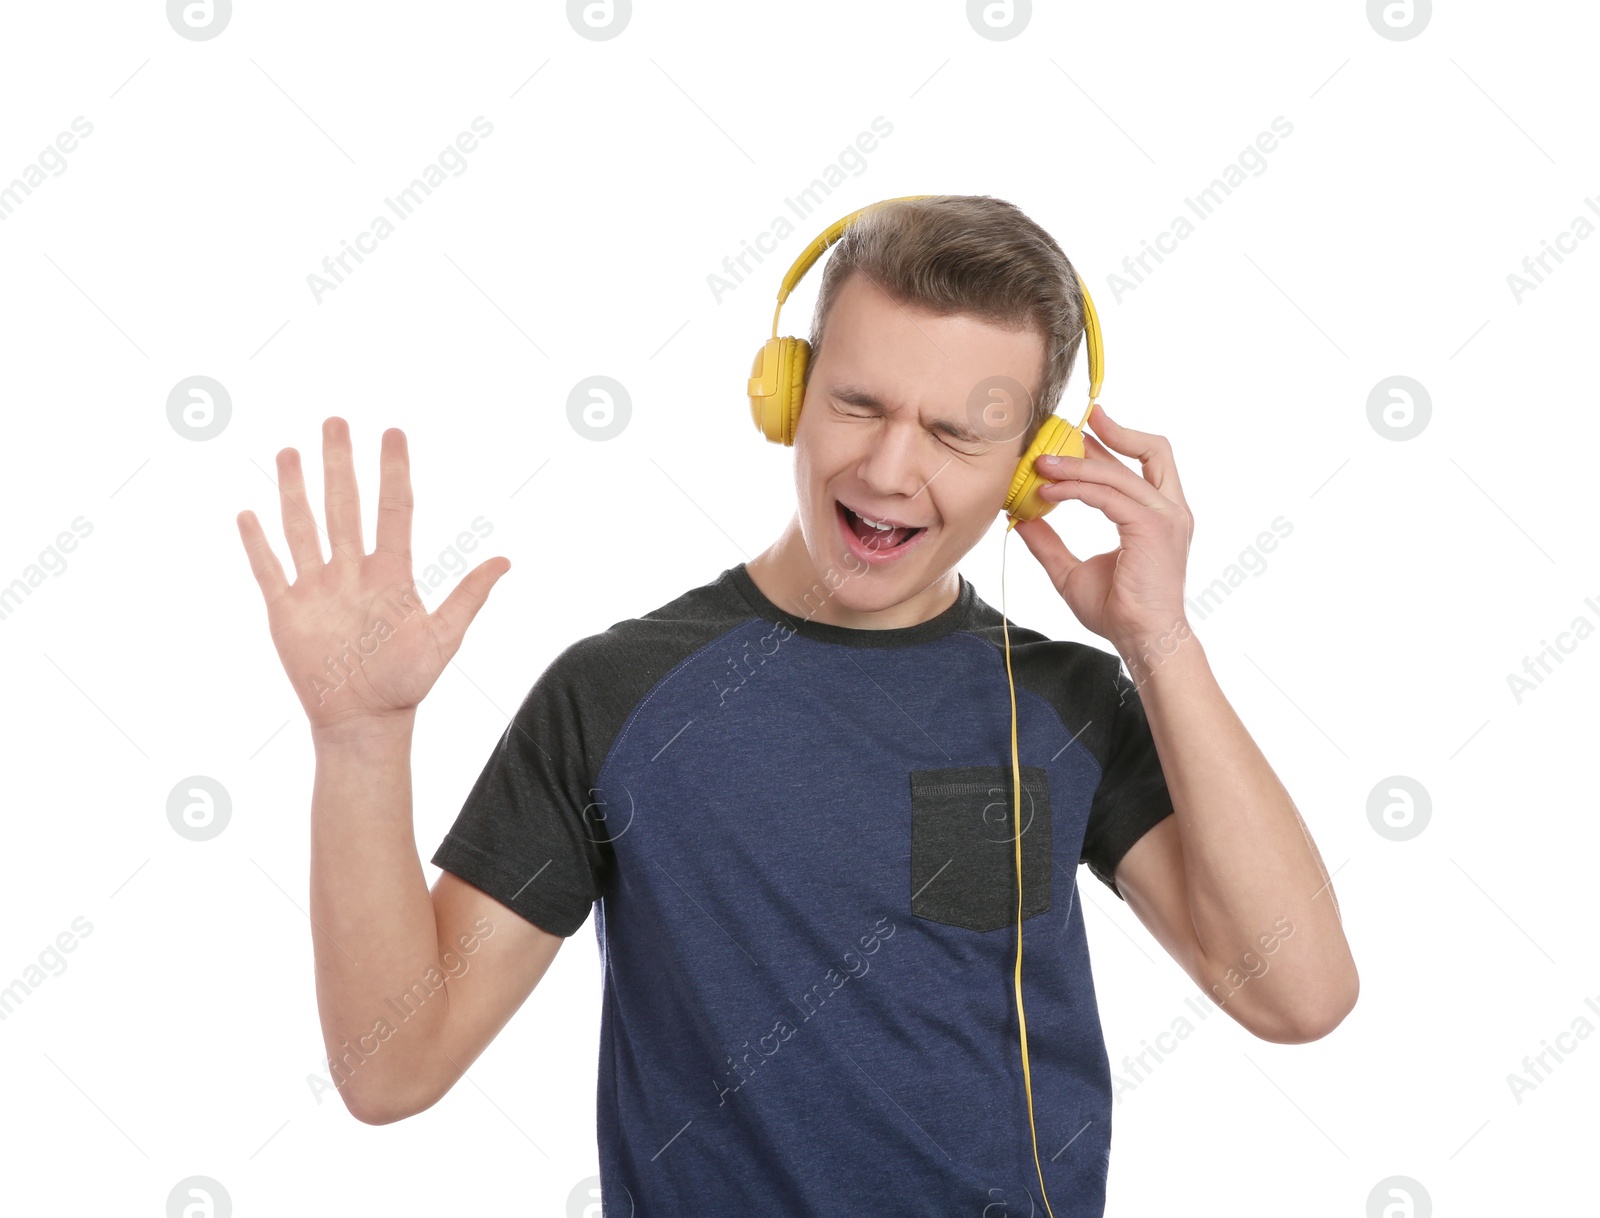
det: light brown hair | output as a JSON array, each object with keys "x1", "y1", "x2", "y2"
[{"x1": 803, "y1": 194, "x2": 1089, "y2": 453}]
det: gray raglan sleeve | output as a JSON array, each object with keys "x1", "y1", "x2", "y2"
[
  {"x1": 1079, "y1": 663, "x2": 1176, "y2": 900},
  {"x1": 430, "y1": 640, "x2": 616, "y2": 937}
]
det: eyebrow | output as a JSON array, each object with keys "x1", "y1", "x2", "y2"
[{"x1": 828, "y1": 384, "x2": 986, "y2": 444}]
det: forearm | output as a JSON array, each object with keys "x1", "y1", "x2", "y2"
[
  {"x1": 1119, "y1": 627, "x2": 1357, "y2": 1041},
  {"x1": 309, "y1": 711, "x2": 451, "y2": 1121}
]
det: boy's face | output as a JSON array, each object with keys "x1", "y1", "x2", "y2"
[{"x1": 788, "y1": 269, "x2": 1047, "y2": 618}]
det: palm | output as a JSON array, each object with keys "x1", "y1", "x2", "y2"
[
  {"x1": 263, "y1": 547, "x2": 439, "y2": 722},
  {"x1": 238, "y1": 419, "x2": 509, "y2": 735}
]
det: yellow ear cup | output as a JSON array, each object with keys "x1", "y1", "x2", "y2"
[
  {"x1": 780, "y1": 337, "x2": 809, "y2": 446},
  {"x1": 747, "y1": 335, "x2": 810, "y2": 446},
  {"x1": 1003, "y1": 415, "x2": 1085, "y2": 523},
  {"x1": 747, "y1": 337, "x2": 784, "y2": 443}
]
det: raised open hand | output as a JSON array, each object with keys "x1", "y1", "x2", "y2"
[{"x1": 236, "y1": 417, "x2": 510, "y2": 738}]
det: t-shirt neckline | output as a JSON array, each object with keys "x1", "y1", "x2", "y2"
[{"x1": 725, "y1": 562, "x2": 975, "y2": 649}]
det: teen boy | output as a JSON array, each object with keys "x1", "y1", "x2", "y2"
[{"x1": 237, "y1": 195, "x2": 1357, "y2": 1217}]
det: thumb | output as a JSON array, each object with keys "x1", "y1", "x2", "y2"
[
  {"x1": 1010, "y1": 514, "x2": 1080, "y2": 591},
  {"x1": 431, "y1": 556, "x2": 511, "y2": 656}
]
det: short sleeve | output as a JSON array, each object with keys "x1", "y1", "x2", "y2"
[
  {"x1": 431, "y1": 645, "x2": 615, "y2": 937},
  {"x1": 1079, "y1": 664, "x2": 1175, "y2": 900}
]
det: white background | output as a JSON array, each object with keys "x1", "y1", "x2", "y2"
[{"x1": 1, "y1": 1, "x2": 1594, "y2": 1214}]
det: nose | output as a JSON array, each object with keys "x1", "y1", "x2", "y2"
[{"x1": 857, "y1": 418, "x2": 941, "y2": 505}]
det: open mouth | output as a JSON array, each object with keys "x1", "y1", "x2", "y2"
[{"x1": 837, "y1": 501, "x2": 927, "y2": 557}]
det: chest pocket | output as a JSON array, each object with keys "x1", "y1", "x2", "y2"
[{"x1": 908, "y1": 765, "x2": 1052, "y2": 933}]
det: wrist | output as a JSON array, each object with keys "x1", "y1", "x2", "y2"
[
  {"x1": 1114, "y1": 616, "x2": 1198, "y2": 684},
  {"x1": 310, "y1": 707, "x2": 417, "y2": 753}
]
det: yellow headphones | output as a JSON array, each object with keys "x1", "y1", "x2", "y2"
[
  {"x1": 746, "y1": 195, "x2": 1106, "y2": 1218},
  {"x1": 745, "y1": 193, "x2": 1104, "y2": 529}
]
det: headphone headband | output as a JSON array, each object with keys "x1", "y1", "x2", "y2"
[
  {"x1": 767, "y1": 194, "x2": 1103, "y2": 409},
  {"x1": 770, "y1": 194, "x2": 935, "y2": 335}
]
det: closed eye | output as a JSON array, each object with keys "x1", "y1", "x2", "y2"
[
  {"x1": 934, "y1": 428, "x2": 984, "y2": 454},
  {"x1": 832, "y1": 397, "x2": 984, "y2": 453}
]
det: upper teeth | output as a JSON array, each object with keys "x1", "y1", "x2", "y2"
[{"x1": 861, "y1": 514, "x2": 895, "y2": 530}]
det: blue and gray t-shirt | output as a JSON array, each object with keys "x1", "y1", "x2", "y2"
[{"x1": 432, "y1": 562, "x2": 1175, "y2": 1217}]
